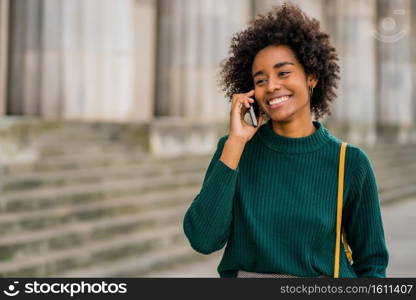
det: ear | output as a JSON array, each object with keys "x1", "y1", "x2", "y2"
[{"x1": 307, "y1": 74, "x2": 318, "y2": 88}]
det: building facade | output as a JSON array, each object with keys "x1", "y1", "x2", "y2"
[{"x1": 0, "y1": 0, "x2": 415, "y2": 156}]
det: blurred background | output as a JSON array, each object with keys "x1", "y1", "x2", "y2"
[{"x1": 0, "y1": 0, "x2": 415, "y2": 277}]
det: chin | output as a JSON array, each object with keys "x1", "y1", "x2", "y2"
[
  {"x1": 269, "y1": 112, "x2": 294, "y2": 123},
  {"x1": 269, "y1": 110, "x2": 288, "y2": 119}
]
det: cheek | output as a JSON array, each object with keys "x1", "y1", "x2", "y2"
[
  {"x1": 289, "y1": 79, "x2": 308, "y2": 98},
  {"x1": 254, "y1": 93, "x2": 259, "y2": 101},
  {"x1": 254, "y1": 89, "x2": 263, "y2": 101}
]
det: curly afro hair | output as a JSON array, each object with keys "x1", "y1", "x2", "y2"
[{"x1": 218, "y1": 2, "x2": 340, "y2": 120}]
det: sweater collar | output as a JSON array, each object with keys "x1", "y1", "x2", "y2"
[{"x1": 257, "y1": 119, "x2": 331, "y2": 154}]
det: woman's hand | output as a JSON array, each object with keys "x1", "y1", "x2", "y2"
[{"x1": 229, "y1": 90, "x2": 265, "y2": 143}]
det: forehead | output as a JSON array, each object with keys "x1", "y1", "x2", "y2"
[{"x1": 252, "y1": 45, "x2": 297, "y2": 72}]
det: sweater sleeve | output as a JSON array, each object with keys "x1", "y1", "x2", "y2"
[
  {"x1": 344, "y1": 148, "x2": 389, "y2": 277},
  {"x1": 183, "y1": 135, "x2": 239, "y2": 254}
]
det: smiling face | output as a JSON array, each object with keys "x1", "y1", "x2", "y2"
[{"x1": 252, "y1": 44, "x2": 317, "y2": 123}]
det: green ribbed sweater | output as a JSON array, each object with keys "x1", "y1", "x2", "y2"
[{"x1": 183, "y1": 120, "x2": 389, "y2": 278}]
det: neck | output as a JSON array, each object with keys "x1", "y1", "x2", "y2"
[{"x1": 271, "y1": 118, "x2": 316, "y2": 138}]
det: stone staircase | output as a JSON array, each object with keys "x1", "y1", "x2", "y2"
[
  {"x1": 361, "y1": 142, "x2": 416, "y2": 204},
  {"x1": 0, "y1": 122, "x2": 415, "y2": 277},
  {"x1": 0, "y1": 123, "x2": 213, "y2": 277}
]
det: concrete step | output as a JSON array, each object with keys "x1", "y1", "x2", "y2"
[
  {"x1": 1, "y1": 171, "x2": 204, "y2": 213},
  {"x1": 379, "y1": 184, "x2": 416, "y2": 204},
  {"x1": 362, "y1": 143, "x2": 416, "y2": 157},
  {"x1": 2, "y1": 156, "x2": 211, "y2": 192},
  {"x1": 37, "y1": 142, "x2": 144, "y2": 158},
  {"x1": 377, "y1": 166, "x2": 416, "y2": 190},
  {"x1": 55, "y1": 243, "x2": 201, "y2": 277},
  {"x1": 1, "y1": 152, "x2": 147, "y2": 175},
  {"x1": 37, "y1": 135, "x2": 111, "y2": 146},
  {"x1": 0, "y1": 202, "x2": 188, "y2": 263},
  {"x1": 144, "y1": 249, "x2": 223, "y2": 277},
  {"x1": 371, "y1": 151, "x2": 416, "y2": 170},
  {"x1": 0, "y1": 220, "x2": 187, "y2": 277},
  {"x1": 375, "y1": 164, "x2": 416, "y2": 185},
  {"x1": 0, "y1": 186, "x2": 199, "y2": 237},
  {"x1": 35, "y1": 126, "x2": 124, "y2": 142},
  {"x1": 37, "y1": 150, "x2": 146, "y2": 168}
]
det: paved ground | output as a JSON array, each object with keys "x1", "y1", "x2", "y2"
[
  {"x1": 147, "y1": 197, "x2": 416, "y2": 278},
  {"x1": 382, "y1": 196, "x2": 416, "y2": 277}
]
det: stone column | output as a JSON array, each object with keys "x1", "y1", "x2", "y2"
[
  {"x1": 154, "y1": 0, "x2": 171, "y2": 117},
  {"x1": 324, "y1": 0, "x2": 377, "y2": 145},
  {"x1": 7, "y1": 0, "x2": 138, "y2": 121},
  {"x1": 151, "y1": 0, "x2": 252, "y2": 157},
  {"x1": 132, "y1": 0, "x2": 156, "y2": 122},
  {"x1": 376, "y1": 0, "x2": 413, "y2": 143},
  {"x1": 0, "y1": 0, "x2": 9, "y2": 116},
  {"x1": 155, "y1": 0, "x2": 251, "y2": 121},
  {"x1": 253, "y1": 0, "x2": 277, "y2": 15},
  {"x1": 412, "y1": 0, "x2": 416, "y2": 143},
  {"x1": 41, "y1": 0, "x2": 63, "y2": 119},
  {"x1": 61, "y1": 0, "x2": 84, "y2": 119},
  {"x1": 7, "y1": 0, "x2": 43, "y2": 116},
  {"x1": 75, "y1": 0, "x2": 137, "y2": 121},
  {"x1": 254, "y1": 0, "x2": 324, "y2": 26},
  {"x1": 63, "y1": 0, "x2": 137, "y2": 122}
]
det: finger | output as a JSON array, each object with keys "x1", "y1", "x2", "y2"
[
  {"x1": 245, "y1": 90, "x2": 254, "y2": 96},
  {"x1": 239, "y1": 102, "x2": 249, "y2": 119},
  {"x1": 232, "y1": 90, "x2": 254, "y2": 105},
  {"x1": 241, "y1": 97, "x2": 255, "y2": 109},
  {"x1": 232, "y1": 97, "x2": 249, "y2": 111},
  {"x1": 247, "y1": 98, "x2": 255, "y2": 108}
]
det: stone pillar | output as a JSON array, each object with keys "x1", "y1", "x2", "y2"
[
  {"x1": 151, "y1": 0, "x2": 252, "y2": 157},
  {"x1": 289, "y1": 0, "x2": 324, "y2": 25},
  {"x1": 155, "y1": 0, "x2": 251, "y2": 121},
  {"x1": 7, "y1": 0, "x2": 138, "y2": 122},
  {"x1": 41, "y1": 0, "x2": 63, "y2": 119},
  {"x1": 7, "y1": 0, "x2": 43, "y2": 116},
  {"x1": 76, "y1": 0, "x2": 137, "y2": 121},
  {"x1": 61, "y1": 0, "x2": 84, "y2": 119},
  {"x1": 412, "y1": 0, "x2": 416, "y2": 143},
  {"x1": 324, "y1": 0, "x2": 377, "y2": 145},
  {"x1": 154, "y1": 0, "x2": 171, "y2": 117},
  {"x1": 62, "y1": 0, "x2": 139, "y2": 121},
  {"x1": 132, "y1": 0, "x2": 156, "y2": 122},
  {"x1": 254, "y1": 0, "x2": 324, "y2": 26},
  {"x1": 0, "y1": 0, "x2": 9, "y2": 116},
  {"x1": 198, "y1": 0, "x2": 251, "y2": 121},
  {"x1": 253, "y1": 0, "x2": 277, "y2": 15},
  {"x1": 182, "y1": 0, "x2": 199, "y2": 119},
  {"x1": 376, "y1": 0, "x2": 413, "y2": 143}
]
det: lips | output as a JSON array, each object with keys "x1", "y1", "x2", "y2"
[
  {"x1": 266, "y1": 94, "x2": 292, "y2": 110},
  {"x1": 267, "y1": 94, "x2": 292, "y2": 104}
]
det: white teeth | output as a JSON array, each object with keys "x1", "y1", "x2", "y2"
[{"x1": 269, "y1": 96, "x2": 290, "y2": 105}]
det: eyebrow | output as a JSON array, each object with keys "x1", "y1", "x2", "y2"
[{"x1": 252, "y1": 61, "x2": 295, "y2": 78}]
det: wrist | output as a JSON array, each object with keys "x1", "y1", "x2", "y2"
[{"x1": 227, "y1": 135, "x2": 248, "y2": 145}]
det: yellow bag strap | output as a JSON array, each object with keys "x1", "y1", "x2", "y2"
[{"x1": 333, "y1": 142, "x2": 350, "y2": 278}]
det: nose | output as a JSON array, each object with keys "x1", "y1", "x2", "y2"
[{"x1": 266, "y1": 74, "x2": 282, "y2": 93}]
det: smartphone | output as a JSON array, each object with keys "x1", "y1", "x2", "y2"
[{"x1": 248, "y1": 97, "x2": 260, "y2": 127}]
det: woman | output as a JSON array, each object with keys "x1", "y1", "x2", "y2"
[{"x1": 183, "y1": 3, "x2": 389, "y2": 278}]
